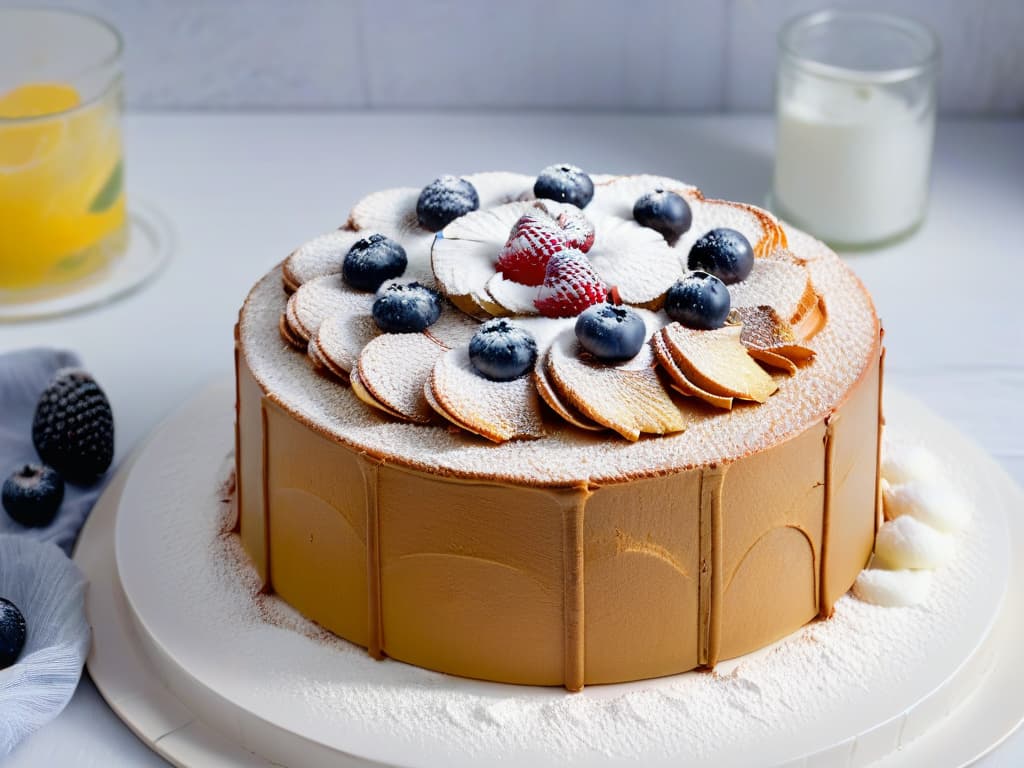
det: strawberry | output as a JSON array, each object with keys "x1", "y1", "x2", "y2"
[
  {"x1": 534, "y1": 200, "x2": 596, "y2": 253},
  {"x1": 497, "y1": 213, "x2": 564, "y2": 286},
  {"x1": 534, "y1": 249, "x2": 607, "y2": 318}
]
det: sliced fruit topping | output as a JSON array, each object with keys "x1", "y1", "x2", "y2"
[
  {"x1": 357, "y1": 333, "x2": 445, "y2": 423},
  {"x1": 534, "y1": 164, "x2": 594, "y2": 208},
  {"x1": 727, "y1": 252, "x2": 820, "y2": 334},
  {"x1": 496, "y1": 212, "x2": 565, "y2": 286},
  {"x1": 416, "y1": 175, "x2": 480, "y2": 231},
  {"x1": 587, "y1": 174, "x2": 699, "y2": 220},
  {"x1": 534, "y1": 250, "x2": 607, "y2": 318},
  {"x1": 286, "y1": 274, "x2": 374, "y2": 342},
  {"x1": 660, "y1": 323, "x2": 778, "y2": 403},
  {"x1": 343, "y1": 233, "x2": 408, "y2": 292},
  {"x1": 545, "y1": 330, "x2": 688, "y2": 441},
  {"x1": 350, "y1": 369, "x2": 407, "y2": 420},
  {"x1": 468, "y1": 319, "x2": 538, "y2": 381},
  {"x1": 283, "y1": 229, "x2": 364, "y2": 292},
  {"x1": 732, "y1": 305, "x2": 815, "y2": 364},
  {"x1": 485, "y1": 273, "x2": 540, "y2": 315},
  {"x1": 651, "y1": 332, "x2": 734, "y2": 410},
  {"x1": 0, "y1": 597, "x2": 27, "y2": 670},
  {"x1": 533, "y1": 200, "x2": 596, "y2": 252},
  {"x1": 371, "y1": 281, "x2": 442, "y2": 333},
  {"x1": 688, "y1": 227, "x2": 754, "y2": 284},
  {"x1": 430, "y1": 347, "x2": 546, "y2": 442},
  {"x1": 431, "y1": 201, "x2": 535, "y2": 317},
  {"x1": 533, "y1": 356, "x2": 605, "y2": 431},
  {"x1": 575, "y1": 304, "x2": 646, "y2": 362},
  {"x1": 665, "y1": 271, "x2": 731, "y2": 330},
  {"x1": 674, "y1": 197, "x2": 784, "y2": 261},
  {"x1": 633, "y1": 189, "x2": 692, "y2": 244},
  {"x1": 2, "y1": 463, "x2": 65, "y2": 528},
  {"x1": 585, "y1": 216, "x2": 681, "y2": 308},
  {"x1": 279, "y1": 312, "x2": 307, "y2": 350},
  {"x1": 317, "y1": 312, "x2": 381, "y2": 376}
]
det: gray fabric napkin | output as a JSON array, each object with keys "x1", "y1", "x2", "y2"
[{"x1": 0, "y1": 347, "x2": 108, "y2": 554}]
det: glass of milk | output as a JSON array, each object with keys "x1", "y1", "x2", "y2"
[{"x1": 772, "y1": 11, "x2": 939, "y2": 248}]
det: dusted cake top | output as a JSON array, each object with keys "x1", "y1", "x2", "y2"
[{"x1": 239, "y1": 171, "x2": 879, "y2": 486}]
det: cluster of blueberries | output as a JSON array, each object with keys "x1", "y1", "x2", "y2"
[
  {"x1": 0, "y1": 369, "x2": 114, "y2": 671},
  {"x1": 336, "y1": 164, "x2": 755, "y2": 384}
]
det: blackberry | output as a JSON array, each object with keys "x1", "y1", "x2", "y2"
[{"x1": 32, "y1": 369, "x2": 114, "y2": 484}]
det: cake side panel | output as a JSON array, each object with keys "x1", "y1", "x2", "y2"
[
  {"x1": 583, "y1": 471, "x2": 702, "y2": 684},
  {"x1": 820, "y1": 351, "x2": 881, "y2": 610},
  {"x1": 377, "y1": 470, "x2": 571, "y2": 686},
  {"x1": 716, "y1": 422, "x2": 826, "y2": 660},
  {"x1": 263, "y1": 399, "x2": 371, "y2": 647},
  {"x1": 237, "y1": 350, "x2": 269, "y2": 584}
]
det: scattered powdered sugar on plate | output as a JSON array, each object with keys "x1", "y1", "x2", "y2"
[{"x1": 144, "y1": 443, "x2": 1000, "y2": 765}]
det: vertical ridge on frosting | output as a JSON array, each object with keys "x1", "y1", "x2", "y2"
[
  {"x1": 260, "y1": 399, "x2": 273, "y2": 592},
  {"x1": 562, "y1": 487, "x2": 590, "y2": 692},
  {"x1": 819, "y1": 413, "x2": 838, "y2": 617},
  {"x1": 699, "y1": 466, "x2": 727, "y2": 667},
  {"x1": 876, "y1": 335, "x2": 887, "y2": 533},
  {"x1": 360, "y1": 456, "x2": 385, "y2": 660}
]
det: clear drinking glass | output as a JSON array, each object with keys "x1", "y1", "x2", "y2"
[
  {"x1": 0, "y1": 8, "x2": 126, "y2": 302},
  {"x1": 772, "y1": 11, "x2": 940, "y2": 248}
]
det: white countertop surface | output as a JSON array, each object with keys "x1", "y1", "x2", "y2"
[{"x1": 1, "y1": 112, "x2": 1022, "y2": 766}]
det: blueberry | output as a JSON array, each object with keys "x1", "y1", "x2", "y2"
[
  {"x1": 342, "y1": 234, "x2": 407, "y2": 292},
  {"x1": 633, "y1": 189, "x2": 692, "y2": 243},
  {"x1": 687, "y1": 227, "x2": 754, "y2": 285},
  {"x1": 534, "y1": 164, "x2": 594, "y2": 208},
  {"x1": 468, "y1": 319, "x2": 538, "y2": 381},
  {"x1": 665, "y1": 272, "x2": 731, "y2": 330},
  {"x1": 371, "y1": 282, "x2": 442, "y2": 333},
  {"x1": 2, "y1": 464, "x2": 64, "y2": 528},
  {"x1": 33, "y1": 369, "x2": 113, "y2": 485},
  {"x1": 416, "y1": 176, "x2": 480, "y2": 231},
  {"x1": 575, "y1": 304, "x2": 647, "y2": 362},
  {"x1": 0, "y1": 597, "x2": 26, "y2": 670}
]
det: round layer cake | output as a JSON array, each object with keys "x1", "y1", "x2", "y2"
[{"x1": 235, "y1": 170, "x2": 883, "y2": 691}]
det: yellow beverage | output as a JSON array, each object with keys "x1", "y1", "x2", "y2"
[{"x1": 0, "y1": 81, "x2": 127, "y2": 296}]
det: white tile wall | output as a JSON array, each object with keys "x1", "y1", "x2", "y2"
[{"x1": 12, "y1": 0, "x2": 1024, "y2": 113}]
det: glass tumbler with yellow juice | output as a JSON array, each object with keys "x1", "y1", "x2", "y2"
[{"x1": 0, "y1": 8, "x2": 126, "y2": 301}]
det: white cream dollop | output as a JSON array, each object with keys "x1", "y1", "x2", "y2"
[
  {"x1": 883, "y1": 482, "x2": 971, "y2": 533},
  {"x1": 875, "y1": 514, "x2": 955, "y2": 570},
  {"x1": 853, "y1": 568, "x2": 933, "y2": 607},
  {"x1": 881, "y1": 441, "x2": 943, "y2": 487}
]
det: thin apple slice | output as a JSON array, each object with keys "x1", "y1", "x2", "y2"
[
  {"x1": 675, "y1": 197, "x2": 785, "y2": 262},
  {"x1": 485, "y1": 272, "x2": 540, "y2": 315},
  {"x1": 279, "y1": 312, "x2": 307, "y2": 350},
  {"x1": 533, "y1": 354, "x2": 605, "y2": 431},
  {"x1": 429, "y1": 347, "x2": 546, "y2": 443},
  {"x1": 661, "y1": 323, "x2": 778, "y2": 403},
  {"x1": 586, "y1": 215, "x2": 683, "y2": 308},
  {"x1": 727, "y1": 251, "x2": 821, "y2": 333},
  {"x1": 745, "y1": 348, "x2": 798, "y2": 375},
  {"x1": 588, "y1": 174, "x2": 700, "y2": 220},
  {"x1": 431, "y1": 201, "x2": 536, "y2": 317},
  {"x1": 316, "y1": 310, "x2": 377, "y2": 376},
  {"x1": 651, "y1": 332, "x2": 734, "y2": 410},
  {"x1": 545, "y1": 329, "x2": 688, "y2": 441},
  {"x1": 282, "y1": 229, "x2": 364, "y2": 291},
  {"x1": 350, "y1": 369, "x2": 406, "y2": 420},
  {"x1": 356, "y1": 333, "x2": 444, "y2": 424},
  {"x1": 286, "y1": 274, "x2": 373, "y2": 342},
  {"x1": 422, "y1": 304, "x2": 481, "y2": 348},
  {"x1": 732, "y1": 305, "x2": 816, "y2": 364}
]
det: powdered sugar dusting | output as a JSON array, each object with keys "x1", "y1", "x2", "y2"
[
  {"x1": 358, "y1": 333, "x2": 444, "y2": 423},
  {"x1": 586, "y1": 215, "x2": 681, "y2": 305},
  {"x1": 144, "y1": 440, "x2": 1000, "y2": 765},
  {"x1": 240, "y1": 175, "x2": 878, "y2": 486},
  {"x1": 287, "y1": 274, "x2": 371, "y2": 341},
  {"x1": 282, "y1": 229, "x2": 363, "y2": 290},
  {"x1": 728, "y1": 252, "x2": 815, "y2": 325}
]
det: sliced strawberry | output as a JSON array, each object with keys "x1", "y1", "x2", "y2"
[
  {"x1": 534, "y1": 250, "x2": 607, "y2": 318},
  {"x1": 533, "y1": 200, "x2": 595, "y2": 253},
  {"x1": 497, "y1": 213, "x2": 564, "y2": 286}
]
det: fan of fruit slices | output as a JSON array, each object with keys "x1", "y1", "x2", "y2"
[{"x1": 279, "y1": 165, "x2": 826, "y2": 443}]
